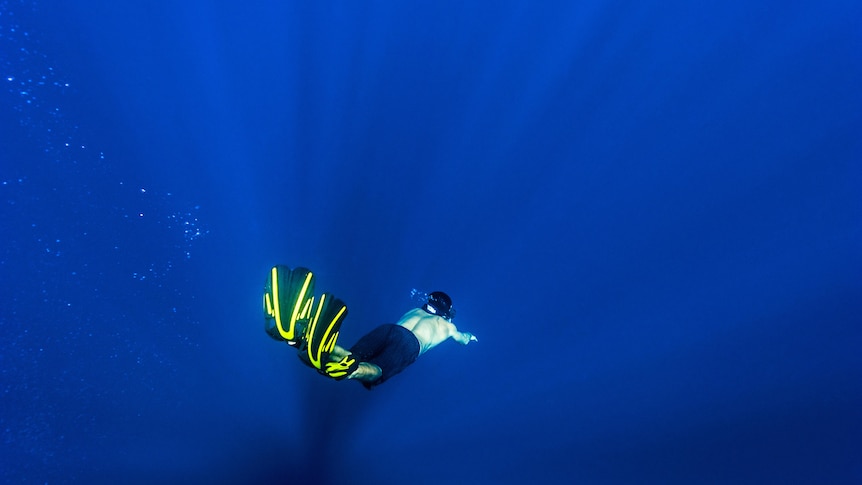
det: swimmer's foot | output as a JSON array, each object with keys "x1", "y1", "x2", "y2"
[{"x1": 324, "y1": 355, "x2": 359, "y2": 380}]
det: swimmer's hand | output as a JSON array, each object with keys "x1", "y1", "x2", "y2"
[{"x1": 456, "y1": 331, "x2": 478, "y2": 345}]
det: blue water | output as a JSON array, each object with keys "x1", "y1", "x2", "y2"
[{"x1": 2, "y1": 1, "x2": 860, "y2": 483}]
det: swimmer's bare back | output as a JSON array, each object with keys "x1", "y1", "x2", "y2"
[{"x1": 397, "y1": 308, "x2": 477, "y2": 355}]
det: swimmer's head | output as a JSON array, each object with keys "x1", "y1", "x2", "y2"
[{"x1": 422, "y1": 291, "x2": 455, "y2": 321}]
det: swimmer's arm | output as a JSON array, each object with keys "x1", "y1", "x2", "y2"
[{"x1": 449, "y1": 323, "x2": 478, "y2": 345}]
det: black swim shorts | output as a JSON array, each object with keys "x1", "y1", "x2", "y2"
[{"x1": 349, "y1": 324, "x2": 420, "y2": 389}]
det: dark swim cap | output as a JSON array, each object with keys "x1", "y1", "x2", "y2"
[{"x1": 423, "y1": 291, "x2": 455, "y2": 321}]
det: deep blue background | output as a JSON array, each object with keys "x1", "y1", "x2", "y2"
[{"x1": 2, "y1": 0, "x2": 860, "y2": 483}]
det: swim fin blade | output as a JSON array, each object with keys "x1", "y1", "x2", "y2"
[
  {"x1": 305, "y1": 293, "x2": 348, "y2": 370},
  {"x1": 263, "y1": 265, "x2": 316, "y2": 347}
]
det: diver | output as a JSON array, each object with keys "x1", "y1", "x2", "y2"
[
  {"x1": 263, "y1": 266, "x2": 478, "y2": 389},
  {"x1": 324, "y1": 290, "x2": 478, "y2": 389}
]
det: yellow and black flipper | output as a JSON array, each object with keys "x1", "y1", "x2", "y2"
[
  {"x1": 324, "y1": 354, "x2": 359, "y2": 380},
  {"x1": 304, "y1": 293, "x2": 348, "y2": 370},
  {"x1": 263, "y1": 265, "x2": 316, "y2": 347}
]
